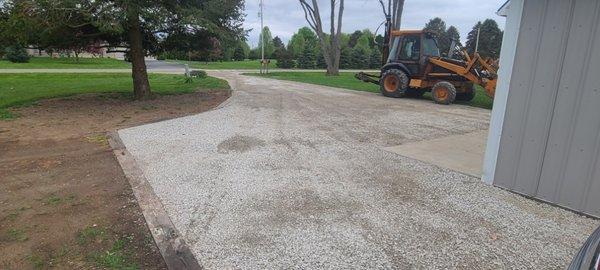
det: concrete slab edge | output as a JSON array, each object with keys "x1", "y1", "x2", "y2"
[{"x1": 107, "y1": 131, "x2": 202, "y2": 270}]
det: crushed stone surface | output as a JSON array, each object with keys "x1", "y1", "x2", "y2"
[{"x1": 119, "y1": 71, "x2": 599, "y2": 269}]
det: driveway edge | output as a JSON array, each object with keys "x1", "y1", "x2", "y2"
[{"x1": 107, "y1": 131, "x2": 201, "y2": 270}]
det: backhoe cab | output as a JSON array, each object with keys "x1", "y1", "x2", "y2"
[{"x1": 356, "y1": 30, "x2": 498, "y2": 105}]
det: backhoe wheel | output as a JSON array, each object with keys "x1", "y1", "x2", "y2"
[
  {"x1": 379, "y1": 69, "x2": 409, "y2": 98},
  {"x1": 431, "y1": 81, "x2": 457, "y2": 105}
]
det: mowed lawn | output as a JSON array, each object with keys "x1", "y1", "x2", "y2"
[
  {"x1": 0, "y1": 73, "x2": 229, "y2": 119},
  {"x1": 0, "y1": 57, "x2": 130, "y2": 69},
  {"x1": 168, "y1": 59, "x2": 278, "y2": 70},
  {"x1": 248, "y1": 72, "x2": 494, "y2": 109}
]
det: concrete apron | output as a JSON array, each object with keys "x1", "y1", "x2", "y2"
[{"x1": 383, "y1": 130, "x2": 488, "y2": 178}]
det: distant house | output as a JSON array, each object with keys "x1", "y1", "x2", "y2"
[
  {"x1": 26, "y1": 46, "x2": 126, "y2": 59},
  {"x1": 483, "y1": 0, "x2": 600, "y2": 217}
]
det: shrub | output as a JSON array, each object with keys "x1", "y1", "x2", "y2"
[
  {"x1": 275, "y1": 49, "x2": 295, "y2": 69},
  {"x1": 339, "y1": 47, "x2": 352, "y2": 69},
  {"x1": 233, "y1": 45, "x2": 245, "y2": 61},
  {"x1": 189, "y1": 70, "x2": 207, "y2": 78},
  {"x1": 298, "y1": 46, "x2": 316, "y2": 69},
  {"x1": 4, "y1": 45, "x2": 30, "y2": 63},
  {"x1": 350, "y1": 47, "x2": 370, "y2": 69},
  {"x1": 316, "y1": 50, "x2": 327, "y2": 69},
  {"x1": 369, "y1": 49, "x2": 382, "y2": 69}
]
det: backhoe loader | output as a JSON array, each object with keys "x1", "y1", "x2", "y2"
[{"x1": 356, "y1": 20, "x2": 498, "y2": 105}]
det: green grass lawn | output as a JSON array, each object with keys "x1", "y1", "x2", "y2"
[
  {"x1": 168, "y1": 59, "x2": 279, "y2": 70},
  {"x1": 0, "y1": 57, "x2": 130, "y2": 69},
  {"x1": 0, "y1": 73, "x2": 229, "y2": 119},
  {"x1": 247, "y1": 72, "x2": 493, "y2": 109}
]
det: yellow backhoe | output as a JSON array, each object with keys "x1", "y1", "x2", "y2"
[{"x1": 356, "y1": 27, "x2": 499, "y2": 105}]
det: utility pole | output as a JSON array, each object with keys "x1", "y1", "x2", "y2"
[{"x1": 259, "y1": 0, "x2": 268, "y2": 74}]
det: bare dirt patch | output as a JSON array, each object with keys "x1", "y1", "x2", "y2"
[{"x1": 0, "y1": 90, "x2": 230, "y2": 269}]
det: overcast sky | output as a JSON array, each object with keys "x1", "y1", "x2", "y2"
[{"x1": 243, "y1": 0, "x2": 506, "y2": 47}]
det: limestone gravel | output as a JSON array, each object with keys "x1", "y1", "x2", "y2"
[{"x1": 119, "y1": 71, "x2": 599, "y2": 269}]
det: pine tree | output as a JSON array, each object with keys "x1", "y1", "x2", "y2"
[
  {"x1": 424, "y1": 17, "x2": 450, "y2": 55},
  {"x1": 339, "y1": 46, "x2": 352, "y2": 69},
  {"x1": 369, "y1": 49, "x2": 382, "y2": 69},
  {"x1": 233, "y1": 45, "x2": 245, "y2": 61},
  {"x1": 298, "y1": 46, "x2": 316, "y2": 69},
  {"x1": 316, "y1": 50, "x2": 327, "y2": 69},
  {"x1": 276, "y1": 48, "x2": 295, "y2": 68},
  {"x1": 350, "y1": 47, "x2": 369, "y2": 69},
  {"x1": 444, "y1": 26, "x2": 460, "y2": 56},
  {"x1": 465, "y1": 20, "x2": 502, "y2": 59}
]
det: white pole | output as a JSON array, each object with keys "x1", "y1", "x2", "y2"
[{"x1": 260, "y1": 0, "x2": 264, "y2": 62}]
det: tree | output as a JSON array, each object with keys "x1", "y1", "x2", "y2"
[
  {"x1": 272, "y1": 36, "x2": 285, "y2": 50},
  {"x1": 299, "y1": 0, "x2": 345, "y2": 75},
  {"x1": 339, "y1": 46, "x2": 352, "y2": 69},
  {"x1": 258, "y1": 26, "x2": 274, "y2": 59},
  {"x1": 287, "y1": 27, "x2": 318, "y2": 58},
  {"x1": 354, "y1": 32, "x2": 371, "y2": 54},
  {"x1": 350, "y1": 46, "x2": 369, "y2": 69},
  {"x1": 276, "y1": 48, "x2": 295, "y2": 68},
  {"x1": 316, "y1": 49, "x2": 327, "y2": 68},
  {"x1": 298, "y1": 46, "x2": 316, "y2": 69},
  {"x1": 348, "y1": 30, "x2": 362, "y2": 48},
  {"x1": 233, "y1": 44, "x2": 245, "y2": 61},
  {"x1": 248, "y1": 48, "x2": 260, "y2": 60},
  {"x1": 369, "y1": 48, "x2": 382, "y2": 69},
  {"x1": 445, "y1": 25, "x2": 460, "y2": 55},
  {"x1": 424, "y1": 17, "x2": 450, "y2": 55},
  {"x1": 466, "y1": 19, "x2": 503, "y2": 59},
  {"x1": 9, "y1": 0, "x2": 244, "y2": 99}
]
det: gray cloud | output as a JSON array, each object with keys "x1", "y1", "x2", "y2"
[{"x1": 244, "y1": 0, "x2": 506, "y2": 47}]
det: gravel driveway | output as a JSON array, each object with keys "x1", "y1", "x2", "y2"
[{"x1": 119, "y1": 71, "x2": 598, "y2": 269}]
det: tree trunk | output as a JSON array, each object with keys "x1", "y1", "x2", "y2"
[{"x1": 127, "y1": 10, "x2": 151, "y2": 100}]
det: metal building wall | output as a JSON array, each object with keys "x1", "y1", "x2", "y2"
[{"x1": 493, "y1": 0, "x2": 600, "y2": 217}]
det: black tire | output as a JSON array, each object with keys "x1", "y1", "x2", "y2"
[
  {"x1": 431, "y1": 81, "x2": 457, "y2": 105},
  {"x1": 405, "y1": 88, "x2": 425, "y2": 98},
  {"x1": 379, "y1": 69, "x2": 409, "y2": 98}
]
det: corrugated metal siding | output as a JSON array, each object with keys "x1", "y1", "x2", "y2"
[{"x1": 494, "y1": 0, "x2": 600, "y2": 217}]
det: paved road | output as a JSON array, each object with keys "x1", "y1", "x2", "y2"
[{"x1": 119, "y1": 71, "x2": 598, "y2": 269}]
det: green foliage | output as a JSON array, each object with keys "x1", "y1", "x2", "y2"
[
  {"x1": 233, "y1": 45, "x2": 245, "y2": 61},
  {"x1": 272, "y1": 36, "x2": 285, "y2": 50},
  {"x1": 287, "y1": 27, "x2": 318, "y2": 58},
  {"x1": 339, "y1": 47, "x2": 352, "y2": 69},
  {"x1": 276, "y1": 48, "x2": 295, "y2": 69},
  {"x1": 316, "y1": 50, "x2": 327, "y2": 69},
  {"x1": 354, "y1": 34, "x2": 371, "y2": 54},
  {"x1": 258, "y1": 26, "x2": 274, "y2": 58},
  {"x1": 350, "y1": 47, "x2": 369, "y2": 69},
  {"x1": 348, "y1": 30, "x2": 363, "y2": 48},
  {"x1": 424, "y1": 17, "x2": 450, "y2": 55},
  {"x1": 466, "y1": 19, "x2": 503, "y2": 59},
  {"x1": 369, "y1": 49, "x2": 382, "y2": 69},
  {"x1": 4, "y1": 45, "x2": 30, "y2": 63},
  {"x1": 190, "y1": 70, "x2": 207, "y2": 78},
  {"x1": 298, "y1": 46, "x2": 316, "y2": 69}
]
